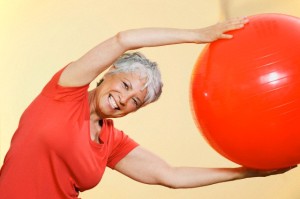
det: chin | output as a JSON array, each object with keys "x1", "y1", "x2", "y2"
[{"x1": 113, "y1": 113, "x2": 128, "y2": 118}]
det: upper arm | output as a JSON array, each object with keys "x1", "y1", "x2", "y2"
[
  {"x1": 59, "y1": 33, "x2": 128, "y2": 87},
  {"x1": 114, "y1": 146, "x2": 174, "y2": 187}
]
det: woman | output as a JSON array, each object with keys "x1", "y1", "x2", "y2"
[{"x1": 0, "y1": 17, "x2": 294, "y2": 199}]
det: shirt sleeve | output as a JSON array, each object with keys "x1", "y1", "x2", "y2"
[
  {"x1": 106, "y1": 127, "x2": 139, "y2": 169},
  {"x1": 41, "y1": 65, "x2": 89, "y2": 102}
]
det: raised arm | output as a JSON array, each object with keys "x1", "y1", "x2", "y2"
[
  {"x1": 114, "y1": 146, "x2": 295, "y2": 189},
  {"x1": 59, "y1": 17, "x2": 248, "y2": 87}
]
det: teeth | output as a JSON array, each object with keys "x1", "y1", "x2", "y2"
[{"x1": 109, "y1": 95, "x2": 119, "y2": 110}]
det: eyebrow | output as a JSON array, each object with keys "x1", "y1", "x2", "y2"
[{"x1": 124, "y1": 78, "x2": 133, "y2": 89}]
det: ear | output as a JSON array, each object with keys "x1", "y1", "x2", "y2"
[
  {"x1": 97, "y1": 66, "x2": 116, "y2": 86},
  {"x1": 96, "y1": 79, "x2": 104, "y2": 87},
  {"x1": 108, "y1": 65, "x2": 116, "y2": 72},
  {"x1": 103, "y1": 65, "x2": 116, "y2": 78}
]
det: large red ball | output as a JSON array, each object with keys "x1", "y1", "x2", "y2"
[{"x1": 191, "y1": 14, "x2": 300, "y2": 169}]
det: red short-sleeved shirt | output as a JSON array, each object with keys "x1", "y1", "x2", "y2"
[{"x1": 0, "y1": 67, "x2": 139, "y2": 199}]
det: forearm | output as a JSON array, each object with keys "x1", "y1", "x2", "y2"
[
  {"x1": 117, "y1": 28, "x2": 200, "y2": 50},
  {"x1": 163, "y1": 167, "x2": 245, "y2": 189},
  {"x1": 117, "y1": 17, "x2": 248, "y2": 49},
  {"x1": 162, "y1": 165, "x2": 294, "y2": 189}
]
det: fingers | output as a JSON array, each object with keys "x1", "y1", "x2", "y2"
[
  {"x1": 220, "y1": 34, "x2": 233, "y2": 39},
  {"x1": 242, "y1": 164, "x2": 297, "y2": 178},
  {"x1": 217, "y1": 17, "x2": 249, "y2": 39},
  {"x1": 280, "y1": 165, "x2": 298, "y2": 173},
  {"x1": 228, "y1": 16, "x2": 249, "y2": 26},
  {"x1": 224, "y1": 17, "x2": 248, "y2": 30},
  {"x1": 263, "y1": 165, "x2": 297, "y2": 176}
]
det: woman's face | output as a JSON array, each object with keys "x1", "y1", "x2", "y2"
[{"x1": 94, "y1": 71, "x2": 147, "y2": 118}]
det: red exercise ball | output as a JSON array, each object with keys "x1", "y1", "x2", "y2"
[{"x1": 190, "y1": 13, "x2": 300, "y2": 169}]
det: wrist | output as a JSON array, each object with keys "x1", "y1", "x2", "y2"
[{"x1": 231, "y1": 167, "x2": 250, "y2": 180}]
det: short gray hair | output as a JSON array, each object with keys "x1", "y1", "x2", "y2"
[{"x1": 106, "y1": 52, "x2": 163, "y2": 106}]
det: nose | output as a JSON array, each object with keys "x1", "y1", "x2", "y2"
[{"x1": 119, "y1": 94, "x2": 130, "y2": 106}]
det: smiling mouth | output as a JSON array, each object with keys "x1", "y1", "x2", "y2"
[{"x1": 108, "y1": 94, "x2": 120, "y2": 110}]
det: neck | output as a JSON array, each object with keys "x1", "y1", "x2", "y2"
[
  {"x1": 90, "y1": 111, "x2": 101, "y2": 123},
  {"x1": 88, "y1": 89, "x2": 101, "y2": 121}
]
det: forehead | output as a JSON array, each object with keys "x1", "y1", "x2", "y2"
[{"x1": 113, "y1": 72, "x2": 147, "y2": 85}]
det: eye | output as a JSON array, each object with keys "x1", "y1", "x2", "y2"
[
  {"x1": 132, "y1": 98, "x2": 139, "y2": 107},
  {"x1": 122, "y1": 81, "x2": 129, "y2": 89}
]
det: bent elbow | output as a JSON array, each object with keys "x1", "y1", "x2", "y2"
[
  {"x1": 157, "y1": 178, "x2": 183, "y2": 189},
  {"x1": 161, "y1": 182, "x2": 184, "y2": 189},
  {"x1": 164, "y1": 184, "x2": 181, "y2": 189},
  {"x1": 115, "y1": 30, "x2": 140, "y2": 51}
]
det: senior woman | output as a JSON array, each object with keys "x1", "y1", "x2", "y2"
[{"x1": 0, "y1": 17, "x2": 294, "y2": 198}]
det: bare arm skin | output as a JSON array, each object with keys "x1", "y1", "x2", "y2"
[
  {"x1": 59, "y1": 17, "x2": 249, "y2": 87},
  {"x1": 114, "y1": 146, "x2": 295, "y2": 189}
]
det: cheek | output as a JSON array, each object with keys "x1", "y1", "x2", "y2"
[
  {"x1": 122, "y1": 104, "x2": 138, "y2": 115},
  {"x1": 96, "y1": 94, "x2": 109, "y2": 113}
]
